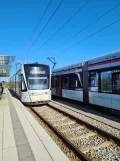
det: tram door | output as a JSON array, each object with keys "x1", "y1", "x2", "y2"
[{"x1": 56, "y1": 76, "x2": 62, "y2": 96}]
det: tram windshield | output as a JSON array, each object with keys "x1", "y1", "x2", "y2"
[{"x1": 24, "y1": 65, "x2": 50, "y2": 90}]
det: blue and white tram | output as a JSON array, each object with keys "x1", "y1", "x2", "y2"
[
  {"x1": 9, "y1": 63, "x2": 51, "y2": 105},
  {"x1": 52, "y1": 50, "x2": 120, "y2": 111}
]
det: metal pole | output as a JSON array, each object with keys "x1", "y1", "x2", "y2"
[{"x1": 47, "y1": 57, "x2": 57, "y2": 71}]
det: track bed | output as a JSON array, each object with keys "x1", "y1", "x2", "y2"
[{"x1": 31, "y1": 103, "x2": 120, "y2": 161}]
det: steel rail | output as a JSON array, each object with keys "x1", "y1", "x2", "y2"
[
  {"x1": 31, "y1": 106, "x2": 89, "y2": 161},
  {"x1": 48, "y1": 103, "x2": 120, "y2": 146},
  {"x1": 52, "y1": 97, "x2": 120, "y2": 117}
]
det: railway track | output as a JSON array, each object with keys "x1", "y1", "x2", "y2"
[
  {"x1": 31, "y1": 103, "x2": 120, "y2": 161},
  {"x1": 50, "y1": 101, "x2": 120, "y2": 140}
]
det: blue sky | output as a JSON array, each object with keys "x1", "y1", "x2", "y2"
[{"x1": 0, "y1": 0, "x2": 120, "y2": 81}]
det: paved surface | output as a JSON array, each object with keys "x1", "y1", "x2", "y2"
[{"x1": 0, "y1": 90, "x2": 69, "y2": 161}]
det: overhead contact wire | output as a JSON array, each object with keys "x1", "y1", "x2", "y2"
[
  {"x1": 29, "y1": 0, "x2": 53, "y2": 41},
  {"x1": 57, "y1": 3, "x2": 120, "y2": 48},
  {"x1": 63, "y1": 18, "x2": 120, "y2": 52},
  {"x1": 26, "y1": 0, "x2": 64, "y2": 54},
  {"x1": 36, "y1": 0, "x2": 89, "y2": 52}
]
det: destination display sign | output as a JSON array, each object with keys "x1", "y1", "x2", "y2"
[
  {"x1": 24, "y1": 65, "x2": 49, "y2": 77},
  {"x1": 30, "y1": 70, "x2": 46, "y2": 75}
]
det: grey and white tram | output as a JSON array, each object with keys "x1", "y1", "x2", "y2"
[
  {"x1": 9, "y1": 63, "x2": 51, "y2": 105},
  {"x1": 52, "y1": 50, "x2": 120, "y2": 111}
]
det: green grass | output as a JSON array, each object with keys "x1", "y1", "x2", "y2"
[{"x1": 2, "y1": 83, "x2": 9, "y2": 88}]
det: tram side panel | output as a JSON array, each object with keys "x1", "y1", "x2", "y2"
[
  {"x1": 52, "y1": 51, "x2": 120, "y2": 111},
  {"x1": 62, "y1": 73, "x2": 83, "y2": 102},
  {"x1": 51, "y1": 77, "x2": 57, "y2": 95},
  {"x1": 52, "y1": 66, "x2": 120, "y2": 111},
  {"x1": 88, "y1": 57, "x2": 120, "y2": 111},
  {"x1": 111, "y1": 60, "x2": 120, "y2": 110},
  {"x1": 52, "y1": 72, "x2": 83, "y2": 102},
  {"x1": 52, "y1": 61, "x2": 120, "y2": 111},
  {"x1": 15, "y1": 71, "x2": 21, "y2": 99},
  {"x1": 88, "y1": 60, "x2": 112, "y2": 109},
  {"x1": 10, "y1": 63, "x2": 51, "y2": 105}
]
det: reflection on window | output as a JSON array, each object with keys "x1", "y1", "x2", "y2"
[
  {"x1": 24, "y1": 65, "x2": 50, "y2": 90},
  {"x1": 71, "y1": 74, "x2": 81, "y2": 89},
  {"x1": 62, "y1": 74, "x2": 81, "y2": 90},
  {"x1": 89, "y1": 72, "x2": 98, "y2": 91},
  {"x1": 101, "y1": 71, "x2": 112, "y2": 92},
  {"x1": 51, "y1": 77, "x2": 54, "y2": 88},
  {"x1": 28, "y1": 77, "x2": 48, "y2": 90},
  {"x1": 113, "y1": 71, "x2": 120, "y2": 93},
  {"x1": 56, "y1": 77, "x2": 59, "y2": 87},
  {"x1": 16, "y1": 74, "x2": 21, "y2": 94},
  {"x1": 63, "y1": 76, "x2": 70, "y2": 89},
  {"x1": 22, "y1": 75, "x2": 26, "y2": 91}
]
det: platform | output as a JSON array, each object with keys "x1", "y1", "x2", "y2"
[{"x1": 0, "y1": 89, "x2": 69, "y2": 161}]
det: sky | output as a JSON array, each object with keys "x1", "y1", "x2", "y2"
[{"x1": 0, "y1": 0, "x2": 120, "y2": 81}]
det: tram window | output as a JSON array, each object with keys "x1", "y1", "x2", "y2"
[
  {"x1": 112, "y1": 71, "x2": 120, "y2": 93},
  {"x1": 79, "y1": 72, "x2": 83, "y2": 86},
  {"x1": 63, "y1": 76, "x2": 70, "y2": 89},
  {"x1": 101, "y1": 71, "x2": 112, "y2": 93},
  {"x1": 71, "y1": 74, "x2": 81, "y2": 89},
  {"x1": 89, "y1": 72, "x2": 98, "y2": 91},
  {"x1": 56, "y1": 78, "x2": 59, "y2": 88},
  {"x1": 21, "y1": 75, "x2": 27, "y2": 91},
  {"x1": 53, "y1": 77, "x2": 58, "y2": 88},
  {"x1": 16, "y1": 75, "x2": 20, "y2": 89},
  {"x1": 51, "y1": 77, "x2": 54, "y2": 88}
]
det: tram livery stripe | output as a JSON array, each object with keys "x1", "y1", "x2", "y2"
[
  {"x1": 53, "y1": 67, "x2": 82, "y2": 74},
  {"x1": 88, "y1": 58, "x2": 120, "y2": 68},
  {"x1": 53, "y1": 58, "x2": 120, "y2": 74}
]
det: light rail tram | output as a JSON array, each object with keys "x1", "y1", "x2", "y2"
[
  {"x1": 52, "y1": 50, "x2": 120, "y2": 112},
  {"x1": 9, "y1": 63, "x2": 51, "y2": 105}
]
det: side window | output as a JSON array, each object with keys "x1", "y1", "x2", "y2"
[
  {"x1": 89, "y1": 72, "x2": 98, "y2": 91},
  {"x1": 21, "y1": 75, "x2": 27, "y2": 91},
  {"x1": 51, "y1": 77, "x2": 54, "y2": 88},
  {"x1": 56, "y1": 77, "x2": 59, "y2": 87},
  {"x1": 70, "y1": 75, "x2": 75, "y2": 89},
  {"x1": 101, "y1": 71, "x2": 112, "y2": 93},
  {"x1": 63, "y1": 76, "x2": 70, "y2": 89},
  {"x1": 71, "y1": 74, "x2": 81, "y2": 89},
  {"x1": 112, "y1": 70, "x2": 120, "y2": 94},
  {"x1": 79, "y1": 72, "x2": 83, "y2": 86}
]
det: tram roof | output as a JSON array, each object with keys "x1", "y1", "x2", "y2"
[
  {"x1": 53, "y1": 62, "x2": 82, "y2": 73},
  {"x1": 53, "y1": 50, "x2": 120, "y2": 73},
  {"x1": 88, "y1": 50, "x2": 120, "y2": 65},
  {"x1": 0, "y1": 56, "x2": 15, "y2": 77}
]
